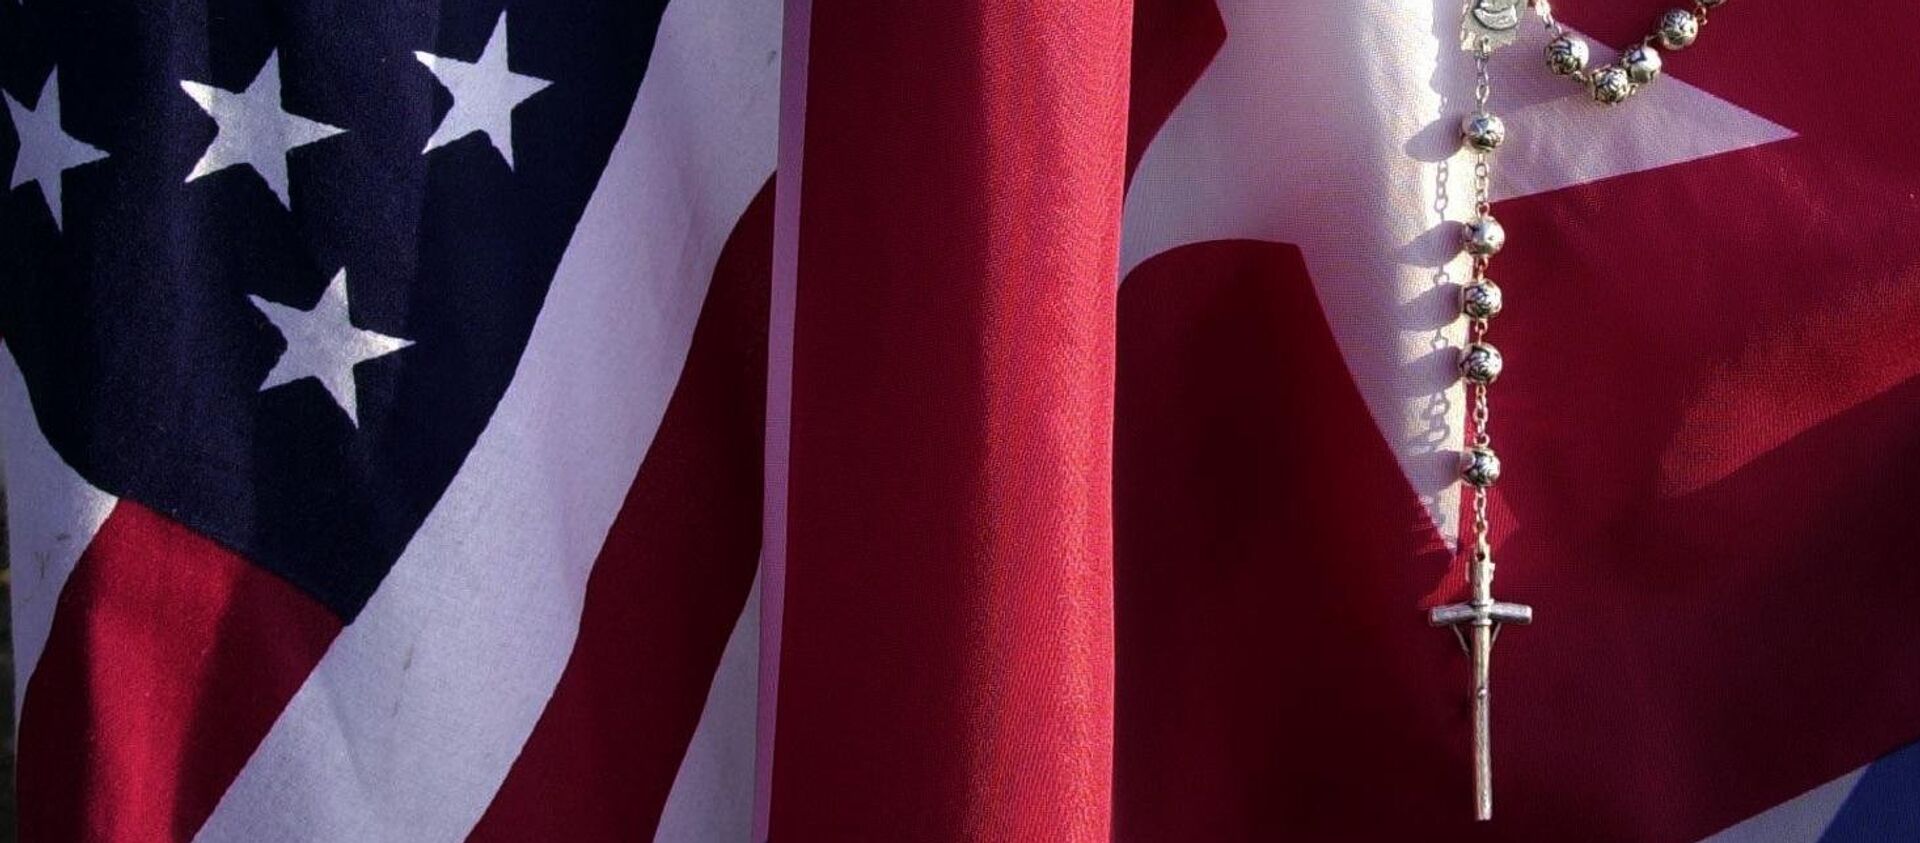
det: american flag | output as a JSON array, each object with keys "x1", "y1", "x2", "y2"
[{"x1": 1, "y1": 0, "x2": 1916, "y2": 839}]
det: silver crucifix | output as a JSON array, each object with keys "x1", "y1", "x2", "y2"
[{"x1": 1429, "y1": 539, "x2": 1532, "y2": 821}]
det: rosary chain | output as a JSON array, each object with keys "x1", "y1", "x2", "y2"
[
  {"x1": 1438, "y1": 3, "x2": 1548, "y2": 822},
  {"x1": 1444, "y1": 0, "x2": 1741, "y2": 821},
  {"x1": 1534, "y1": 0, "x2": 1566, "y2": 37},
  {"x1": 1463, "y1": 47, "x2": 1498, "y2": 563},
  {"x1": 1690, "y1": 0, "x2": 1716, "y2": 27},
  {"x1": 1472, "y1": 55, "x2": 1494, "y2": 218}
]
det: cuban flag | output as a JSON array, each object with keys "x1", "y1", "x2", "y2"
[{"x1": 1, "y1": 0, "x2": 1915, "y2": 840}]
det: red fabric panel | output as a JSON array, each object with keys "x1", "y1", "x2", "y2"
[
  {"x1": 1481, "y1": 6, "x2": 1920, "y2": 835},
  {"x1": 468, "y1": 178, "x2": 774, "y2": 841},
  {"x1": 768, "y1": 0, "x2": 1132, "y2": 838},
  {"x1": 1113, "y1": 241, "x2": 1464, "y2": 840},
  {"x1": 16, "y1": 500, "x2": 341, "y2": 843}
]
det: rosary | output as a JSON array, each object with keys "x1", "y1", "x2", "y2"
[{"x1": 1429, "y1": 0, "x2": 1736, "y2": 821}]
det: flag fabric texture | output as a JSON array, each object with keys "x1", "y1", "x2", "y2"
[{"x1": 1, "y1": 0, "x2": 1916, "y2": 840}]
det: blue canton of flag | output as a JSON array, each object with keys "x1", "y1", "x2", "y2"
[{"x1": 1, "y1": 0, "x2": 671, "y2": 619}]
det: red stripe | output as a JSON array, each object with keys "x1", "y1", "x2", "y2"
[
  {"x1": 16, "y1": 500, "x2": 341, "y2": 842},
  {"x1": 768, "y1": 1, "x2": 1130, "y2": 838},
  {"x1": 467, "y1": 177, "x2": 774, "y2": 841}
]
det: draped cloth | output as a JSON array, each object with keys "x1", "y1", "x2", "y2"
[{"x1": 3, "y1": 0, "x2": 1917, "y2": 840}]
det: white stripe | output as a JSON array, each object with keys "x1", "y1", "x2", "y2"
[
  {"x1": 1699, "y1": 766, "x2": 1867, "y2": 843},
  {"x1": 754, "y1": 0, "x2": 811, "y2": 835},
  {"x1": 655, "y1": 573, "x2": 760, "y2": 842},
  {"x1": 194, "y1": 0, "x2": 779, "y2": 837},
  {"x1": 0, "y1": 346, "x2": 117, "y2": 724}
]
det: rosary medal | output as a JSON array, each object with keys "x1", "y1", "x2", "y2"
[{"x1": 1462, "y1": 0, "x2": 1525, "y2": 52}]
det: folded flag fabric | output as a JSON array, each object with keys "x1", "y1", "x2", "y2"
[{"x1": 1, "y1": 0, "x2": 1915, "y2": 840}]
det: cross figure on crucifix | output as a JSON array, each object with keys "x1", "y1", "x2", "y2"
[{"x1": 1429, "y1": 539, "x2": 1533, "y2": 821}]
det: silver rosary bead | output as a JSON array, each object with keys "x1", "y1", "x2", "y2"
[
  {"x1": 1460, "y1": 280, "x2": 1503, "y2": 320},
  {"x1": 1544, "y1": 35, "x2": 1589, "y2": 77},
  {"x1": 1622, "y1": 43, "x2": 1663, "y2": 84},
  {"x1": 1588, "y1": 66, "x2": 1635, "y2": 105},
  {"x1": 1461, "y1": 112, "x2": 1506, "y2": 153},
  {"x1": 1460, "y1": 342, "x2": 1504, "y2": 385},
  {"x1": 1461, "y1": 445, "x2": 1503, "y2": 488},
  {"x1": 1464, "y1": 215, "x2": 1506, "y2": 256},
  {"x1": 1655, "y1": 8, "x2": 1700, "y2": 50}
]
